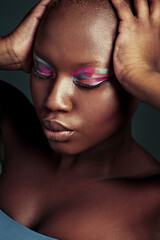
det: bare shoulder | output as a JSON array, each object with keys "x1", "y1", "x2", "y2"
[
  {"x1": 133, "y1": 141, "x2": 160, "y2": 205},
  {"x1": 149, "y1": 175, "x2": 160, "y2": 240},
  {"x1": 0, "y1": 80, "x2": 35, "y2": 129},
  {"x1": 0, "y1": 81, "x2": 52, "y2": 226},
  {"x1": 135, "y1": 169, "x2": 160, "y2": 240},
  {"x1": 0, "y1": 80, "x2": 50, "y2": 176},
  {"x1": 130, "y1": 139, "x2": 160, "y2": 178},
  {"x1": 0, "y1": 80, "x2": 48, "y2": 149}
]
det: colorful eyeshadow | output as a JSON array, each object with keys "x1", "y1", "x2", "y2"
[
  {"x1": 33, "y1": 55, "x2": 55, "y2": 78},
  {"x1": 72, "y1": 68, "x2": 113, "y2": 88},
  {"x1": 33, "y1": 55, "x2": 113, "y2": 88}
]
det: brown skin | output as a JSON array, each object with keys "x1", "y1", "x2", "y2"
[
  {"x1": 0, "y1": 0, "x2": 52, "y2": 72},
  {"x1": 0, "y1": 2, "x2": 160, "y2": 240},
  {"x1": 111, "y1": 0, "x2": 160, "y2": 110},
  {"x1": 31, "y1": 5, "x2": 132, "y2": 157}
]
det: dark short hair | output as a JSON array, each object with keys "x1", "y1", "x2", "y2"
[
  {"x1": 49, "y1": 0, "x2": 134, "y2": 22},
  {"x1": 50, "y1": 0, "x2": 134, "y2": 12}
]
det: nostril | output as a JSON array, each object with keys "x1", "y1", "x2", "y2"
[{"x1": 44, "y1": 89, "x2": 73, "y2": 113}]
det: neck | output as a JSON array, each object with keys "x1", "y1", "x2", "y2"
[{"x1": 53, "y1": 124, "x2": 136, "y2": 180}]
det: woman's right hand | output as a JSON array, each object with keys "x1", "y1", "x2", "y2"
[{"x1": 0, "y1": 0, "x2": 51, "y2": 72}]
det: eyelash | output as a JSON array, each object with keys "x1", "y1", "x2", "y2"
[
  {"x1": 72, "y1": 77, "x2": 105, "y2": 89},
  {"x1": 33, "y1": 63, "x2": 111, "y2": 89},
  {"x1": 33, "y1": 67, "x2": 54, "y2": 79},
  {"x1": 33, "y1": 68, "x2": 50, "y2": 79}
]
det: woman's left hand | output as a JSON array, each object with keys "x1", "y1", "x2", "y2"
[{"x1": 111, "y1": 0, "x2": 160, "y2": 109}]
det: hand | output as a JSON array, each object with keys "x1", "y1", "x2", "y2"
[
  {"x1": 111, "y1": 0, "x2": 160, "y2": 99},
  {"x1": 0, "y1": 0, "x2": 52, "y2": 72}
]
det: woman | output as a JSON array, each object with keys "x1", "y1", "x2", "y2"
[{"x1": 0, "y1": 0, "x2": 160, "y2": 239}]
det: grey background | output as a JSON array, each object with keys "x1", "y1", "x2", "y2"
[{"x1": 0, "y1": 0, "x2": 160, "y2": 161}]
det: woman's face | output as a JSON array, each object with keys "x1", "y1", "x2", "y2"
[{"x1": 30, "y1": 4, "x2": 133, "y2": 155}]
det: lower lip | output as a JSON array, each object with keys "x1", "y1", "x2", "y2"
[{"x1": 44, "y1": 127, "x2": 74, "y2": 142}]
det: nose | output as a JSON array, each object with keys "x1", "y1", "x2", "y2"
[{"x1": 44, "y1": 75, "x2": 73, "y2": 113}]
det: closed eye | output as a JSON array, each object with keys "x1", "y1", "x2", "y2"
[
  {"x1": 33, "y1": 55, "x2": 56, "y2": 79},
  {"x1": 33, "y1": 66, "x2": 54, "y2": 79},
  {"x1": 72, "y1": 68, "x2": 113, "y2": 89}
]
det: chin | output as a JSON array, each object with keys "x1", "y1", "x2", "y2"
[{"x1": 48, "y1": 140, "x2": 82, "y2": 155}]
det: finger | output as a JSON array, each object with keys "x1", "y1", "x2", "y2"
[
  {"x1": 134, "y1": 0, "x2": 149, "y2": 18},
  {"x1": 31, "y1": 0, "x2": 52, "y2": 20},
  {"x1": 18, "y1": 0, "x2": 52, "y2": 36},
  {"x1": 111, "y1": 0, "x2": 134, "y2": 21},
  {"x1": 40, "y1": 0, "x2": 52, "y2": 5},
  {"x1": 149, "y1": 0, "x2": 160, "y2": 19}
]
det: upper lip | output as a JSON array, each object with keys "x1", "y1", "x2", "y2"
[{"x1": 42, "y1": 120, "x2": 73, "y2": 132}]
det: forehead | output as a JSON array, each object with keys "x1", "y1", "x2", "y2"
[{"x1": 35, "y1": 4, "x2": 117, "y2": 67}]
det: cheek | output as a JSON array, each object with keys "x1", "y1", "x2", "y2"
[{"x1": 79, "y1": 85, "x2": 128, "y2": 139}]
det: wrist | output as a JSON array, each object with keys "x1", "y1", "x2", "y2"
[{"x1": 121, "y1": 68, "x2": 160, "y2": 110}]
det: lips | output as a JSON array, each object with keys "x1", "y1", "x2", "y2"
[
  {"x1": 43, "y1": 120, "x2": 72, "y2": 131},
  {"x1": 42, "y1": 120, "x2": 74, "y2": 142}
]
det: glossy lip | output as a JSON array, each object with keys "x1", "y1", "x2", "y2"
[{"x1": 42, "y1": 120, "x2": 75, "y2": 142}]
